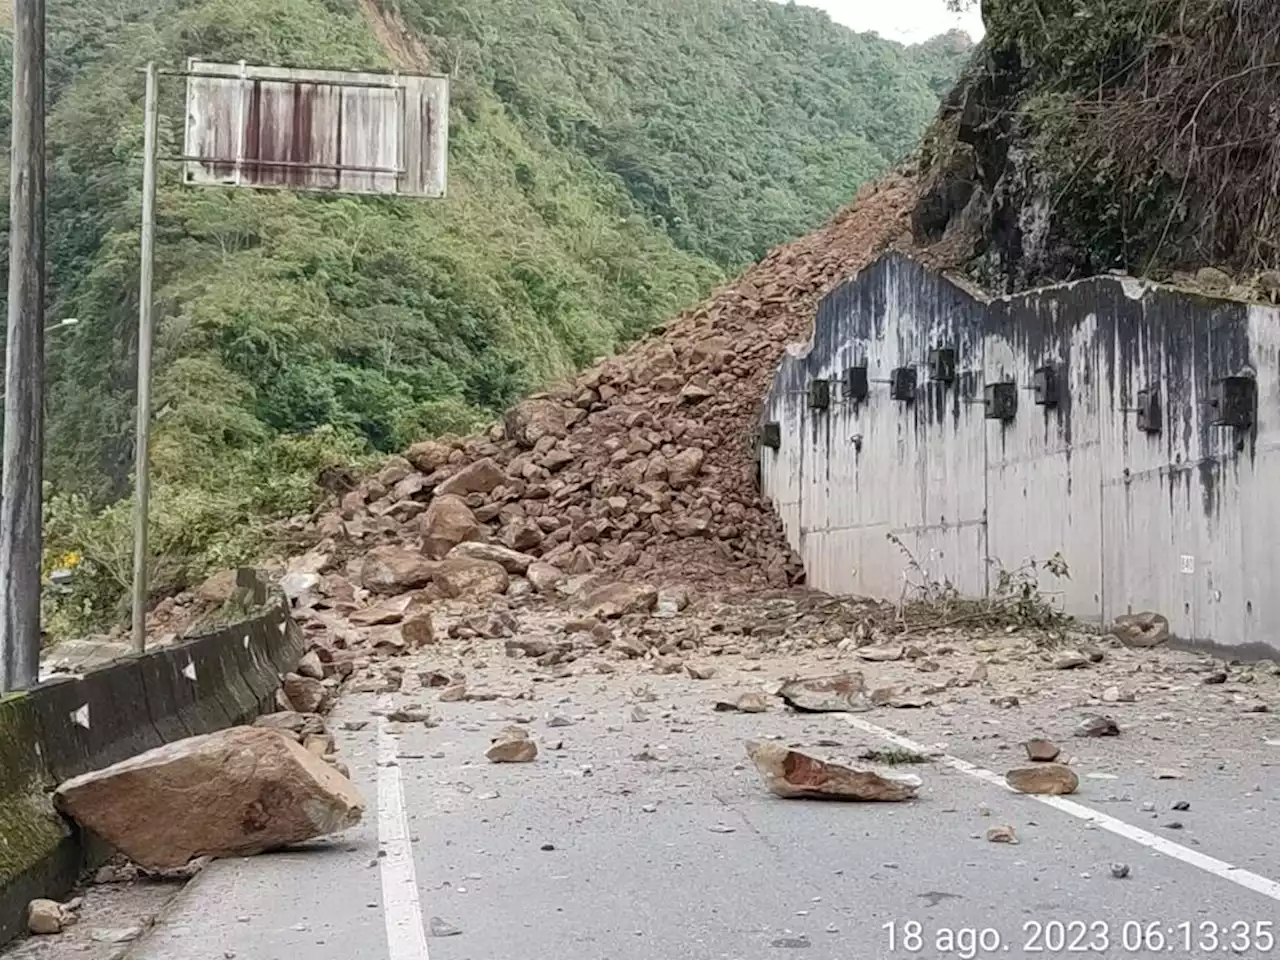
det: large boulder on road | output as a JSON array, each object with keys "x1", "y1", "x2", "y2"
[{"x1": 54, "y1": 727, "x2": 364, "y2": 870}]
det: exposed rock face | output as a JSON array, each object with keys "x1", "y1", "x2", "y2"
[
  {"x1": 745, "y1": 741, "x2": 918, "y2": 801},
  {"x1": 54, "y1": 727, "x2": 364, "y2": 870}
]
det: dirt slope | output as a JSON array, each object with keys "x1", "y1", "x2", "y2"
[{"x1": 302, "y1": 174, "x2": 918, "y2": 591}]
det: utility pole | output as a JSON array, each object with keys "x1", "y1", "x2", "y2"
[
  {"x1": 0, "y1": 0, "x2": 46, "y2": 693},
  {"x1": 130, "y1": 62, "x2": 158, "y2": 653}
]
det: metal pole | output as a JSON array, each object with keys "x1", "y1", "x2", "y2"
[
  {"x1": 0, "y1": 0, "x2": 46, "y2": 694},
  {"x1": 130, "y1": 62, "x2": 159, "y2": 654}
]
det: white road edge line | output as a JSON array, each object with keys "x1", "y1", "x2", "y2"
[
  {"x1": 377, "y1": 715, "x2": 430, "y2": 960},
  {"x1": 840, "y1": 713, "x2": 1280, "y2": 904}
]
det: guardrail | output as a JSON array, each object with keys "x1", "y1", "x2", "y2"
[{"x1": 0, "y1": 569, "x2": 303, "y2": 945}]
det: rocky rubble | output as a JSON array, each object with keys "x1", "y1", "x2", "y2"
[{"x1": 294, "y1": 176, "x2": 918, "y2": 592}]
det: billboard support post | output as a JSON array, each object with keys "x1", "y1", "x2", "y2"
[
  {"x1": 128, "y1": 61, "x2": 448, "y2": 652},
  {"x1": 130, "y1": 60, "x2": 159, "y2": 653}
]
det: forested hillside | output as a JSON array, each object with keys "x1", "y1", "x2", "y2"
[{"x1": 2, "y1": 0, "x2": 967, "y2": 632}]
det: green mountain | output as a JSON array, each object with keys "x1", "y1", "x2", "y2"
[{"x1": 3, "y1": 0, "x2": 967, "y2": 631}]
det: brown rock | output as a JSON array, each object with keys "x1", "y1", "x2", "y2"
[
  {"x1": 745, "y1": 741, "x2": 919, "y2": 801},
  {"x1": 500, "y1": 519, "x2": 545, "y2": 552},
  {"x1": 1074, "y1": 715, "x2": 1120, "y2": 738},
  {"x1": 376, "y1": 456, "x2": 414, "y2": 488},
  {"x1": 26, "y1": 899, "x2": 67, "y2": 935},
  {"x1": 319, "y1": 574, "x2": 356, "y2": 603},
  {"x1": 685, "y1": 663, "x2": 716, "y2": 680},
  {"x1": 348, "y1": 593, "x2": 415, "y2": 626},
  {"x1": 678, "y1": 381, "x2": 715, "y2": 405},
  {"x1": 486, "y1": 726, "x2": 538, "y2": 763},
  {"x1": 283, "y1": 674, "x2": 327, "y2": 714},
  {"x1": 505, "y1": 398, "x2": 568, "y2": 448},
  {"x1": 612, "y1": 635, "x2": 648, "y2": 658},
  {"x1": 401, "y1": 599, "x2": 435, "y2": 647},
  {"x1": 986, "y1": 825, "x2": 1018, "y2": 844},
  {"x1": 437, "y1": 681, "x2": 467, "y2": 702},
  {"x1": 405, "y1": 440, "x2": 452, "y2": 475},
  {"x1": 447, "y1": 541, "x2": 532, "y2": 575},
  {"x1": 195, "y1": 569, "x2": 238, "y2": 606},
  {"x1": 1051, "y1": 649, "x2": 1088, "y2": 670},
  {"x1": 1006, "y1": 764, "x2": 1079, "y2": 796},
  {"x1": 435, "y1": 458, "x2": 506, "y2": 498},
  {"x1": 360, "y1": 547, "x2": 437, "y2": 594},
  {"x1": 54, "y1": 727, "x2": 364, "y2": 870},
  {"x1": 857, "y1": 644, "x2": 904, "y2": 663},
  {"x1": 540, "y1": 448, "x2": 576, "y2": 472},
  {"x1": 714, "y1": 692, "x2": 768, "y2": 713},
  {"x1": 579, "y1": 581, "x2": 657, "y2": 619},
  {"x1": 667, "y1": 448, "x2": 706, "y2": 489},
  {"x1": 433, "y1": 557, "x2": 510, "y2": 599},
  {"x1": 297, "y1": 650, "x2": 325, "y2": 681},
  {"x1": 303, "y1": 733, "x2": 335, "y2": 757},
  {"x1": 526, "y1": 561, "x2": 566, "y2": 594},
  {"x1": 252, "y1": 711, "x2": 309, "y2": 737},
  {"x1": 339, "y1": 490, "x2": 364, "y2": 520},
  {"x1": 777, "y1": 673, "x2": 870, "y2": 713},
  {"x1": 420, "y1": 495, "x2": 483, "y2": 560},
  {"x1": 1111, "y1": 612, "x2": 1170, "y2": 648},
  {"x1": 1024, "y1": 738, "x2": 1061, "y2": 762}
]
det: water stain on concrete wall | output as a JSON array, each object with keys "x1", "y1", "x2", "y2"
[{"x1": 759, "y1": 252, "x2": 1277, "y2": 650}]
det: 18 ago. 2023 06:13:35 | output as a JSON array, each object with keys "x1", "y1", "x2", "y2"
[{"x1": 882, "y1": 919, "x2": 1277, "y2": 957}]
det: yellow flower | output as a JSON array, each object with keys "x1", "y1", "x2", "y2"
[{"x1": 60, "y1": 551, "x2": 81, "y2": 568}]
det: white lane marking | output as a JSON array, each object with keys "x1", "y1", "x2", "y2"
[
  {"x1": 378, "y1": 715, "x2": 430, "y2": 960},
  {"x1": 840, "y1": 713, "x2": 1280, "y2": 904}
]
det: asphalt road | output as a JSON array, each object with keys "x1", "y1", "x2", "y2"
[{"x1": 121, "y1": 666, "x2": 1280, "y2": 960}]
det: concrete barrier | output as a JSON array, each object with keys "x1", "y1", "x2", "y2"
[
  {"x1": 0, "y1": 569, "x2": 302, "y2": 947},
  {"x1": 0, "y1": 693, "x2": 78, "y2": 945}
]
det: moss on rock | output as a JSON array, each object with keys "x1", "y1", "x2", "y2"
[{"x1": 0, "y1": 694, "x2": 69, "y2": 884}]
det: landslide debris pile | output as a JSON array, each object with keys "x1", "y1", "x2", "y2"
[{"x1": 306, "y1": 176, "x2": 918, "y2": 589}]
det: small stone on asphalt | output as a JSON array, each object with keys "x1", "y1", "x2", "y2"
[{"x1": 429, "y1": 917, "x2": 462, "y2": 938}]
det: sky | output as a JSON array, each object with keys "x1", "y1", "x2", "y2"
[{"x1": 788, "y1": 0, "x2": 985, "y2": 44}]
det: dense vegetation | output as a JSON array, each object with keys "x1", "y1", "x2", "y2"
[
  {"x1": 924, "y1": 0, "x2": 1280, "y2": 291},
  {"x1": 0, "y1": 0, "x2": 966, "y2": 634}
]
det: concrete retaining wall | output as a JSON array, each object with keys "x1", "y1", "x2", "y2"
[
  {"x1": 0, "y1": 570, "x2": 303, "y2": 945},
  {"x1": 759, "y1": 252, "x2": 1280, "y2": 652}
]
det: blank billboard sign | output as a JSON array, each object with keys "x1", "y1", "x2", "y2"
[{"x1": 182, "y1": 60, "x2": 448, "y2": 198}]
